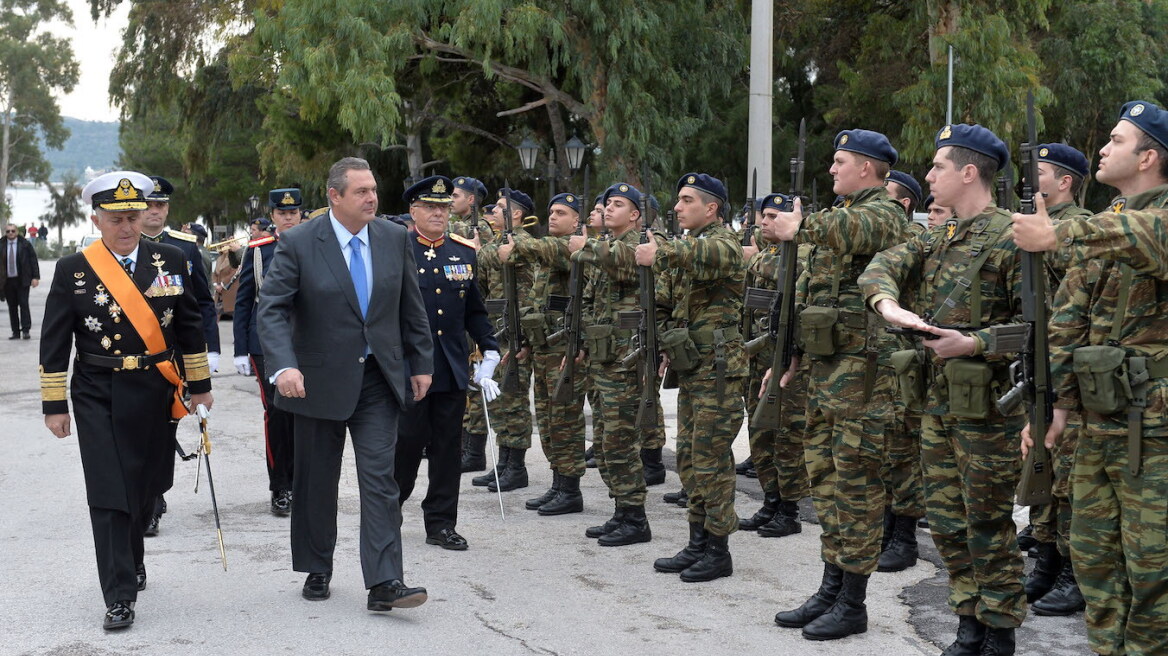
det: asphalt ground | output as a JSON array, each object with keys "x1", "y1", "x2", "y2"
[{"x1": 2, "y1": 260, "x2": 1090, "y2": 655}]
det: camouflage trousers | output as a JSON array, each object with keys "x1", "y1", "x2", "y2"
[
  {"x1": 489, "y1": 350, "x2": 534, "y2": 449},
  {"x1": 677, "y1": 375, "x2": 744, "y2": 536},
  {"x1": 530, "y1": 350, "x2": 587, "y2": 478},
  {"x1": 1071, "y1": 433, "x2": 1168, "y2": 656},
  {"x1": 745, "y1": 363, "x2": 809, "y2": 500},
  {"x1": 592, "y1": 366, "x2": 646, "y2": 507},
  {"x1": 921, "y1": 412, "x2": 1026, "y2": 629},
  {"x1": 1029, "y1": 417, "x2": 1079, "y2": 556},
  {"x1": 882, "y1": 403, "x2": 925, "y2": 518}
]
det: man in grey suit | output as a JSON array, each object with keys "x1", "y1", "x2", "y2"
[{"x1": 258, "y1": 156, "x2": 434, "y2": 611}]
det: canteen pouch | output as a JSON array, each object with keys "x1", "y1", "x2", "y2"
[
  {"x1": 1073, "y1": 345, "x2": 1131, "y2": 415},
  {"x1": 943, "y1": 358, "x2": 994, "y2": 419},
  {"x1": 797, "y1": 306, "x2": 840, "y2": 357},
  {"x1": 891, "y1": 349, "x2": 926, "y2": 411},
  {"x1": 660, "y1": 327, "x2": 701, "y2": 374},
  {"x1": 520, "y1": 312, "x2": 549, "y2": 349},
  {"x1": 584, "y1": 324, "x2": 616, "y2": 364}
]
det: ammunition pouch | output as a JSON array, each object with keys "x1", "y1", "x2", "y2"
[
  {"x1": 1072, "y1": 345, "x2": 1133, "y2": 416},
  {"x1": 584, "y1": 324, "x2": 616, "y2": 365},
  {"x1": 797, "y1": 306, "x2": 840, "y2": 357},
  {"x1": 891, "y1": 349, "x2": 927, "y2": 411},
  {"x1": 944, "y1": 358, "x2": 994, "y2": 419},
  {"x1": 520, "y1": 312, "x2": 549, "y2": 349},
  {"x1": 660, "y1": 327, "x2": 700, "y2": 374}
]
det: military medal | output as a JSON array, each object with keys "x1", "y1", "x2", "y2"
[
  {"x1": 108, "y1": 302, "x2": 122, "y2": 323},
  {"x1": 101, "y1": 336, "x2": 112, "y2": 350},
  {"x1": 161, "y1": 308, "x2": 174, "y2": 327},
  {"x1": 84, "y1": 316, "x2": 102, "y2": 332},
  {"x1": 94, "y1": 284, "x2": 110, "y2": 306},
  {"x1": 424, "y1": 248, "x2": 437, "y2": 261}
]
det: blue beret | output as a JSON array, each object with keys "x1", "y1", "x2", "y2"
[
  {"x1": 185, "y1": 223, "x2": 208, "y2": 239},
  {"x1": 675, "y1": 172, "x2": 728, "y2": 204},
  {"x1": 453, "y1": 176, "x2": 488, "y2": 202},
  {"x1": 885, "y1": 170, "x2": 922, "y2": 206},
  {"x1": 251, "y1": 217, "x2": 274, "y2": 231},
  {"x1": 935, "y1": 123, "x2": 1009, "y2": 170},
  {"x1": 753, "y1": 198, "x2": 764, "y2": 213},
  {"x1": 922, "y1": 194, "x2": 935, "y2": 210},
  {"x1": 648, "y1": 195, "x2": 660, "y2": 213},
  {"x1": 593, "y1": 193, "x2": 605, "y2": 207},
  {"x1": 603, "y1": 182, "x2": 643, "y2": 207},
  {"x1": 497, "y1": 187, "x2": 535, "y2": 214},
  {"x1": 269, "y1": 187, "x2": 302, "y2": 209},
  {"x1": 834, "y1": 129, "x2": 898, "y2": 165},
  {"x1": 548, "y1": 192, "x2": 582, "y2": 214},
  {"x1": 1036, "y1": 143, "x2": 1090, "y2": 179},
  {"x1": 1119, "y1": 100, "x2": 1168, "y2": 151},
  {"x1": 146, "y1": 175, "x2": 174, "y2": 202},
  {"x1": 760, "y1": 193, "x2": 791, "y2": 212},
  {"x1": 403, "y1": 175, "x2": 453, "y2": 204}
]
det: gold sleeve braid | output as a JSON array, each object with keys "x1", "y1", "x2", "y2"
[
  {"x1": 40, "y1": 366, "x2": 67, "y2": 402},
  {"x1": 182, "y1": 351, "x2": 211, "y2": 382}
]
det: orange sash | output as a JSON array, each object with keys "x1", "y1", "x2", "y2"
[{"x1": 82, "y1": 242, "x2": 188, "y2": 419}]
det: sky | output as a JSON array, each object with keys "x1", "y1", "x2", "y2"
[{"x1": 47, "y1": 0, "x2": 131, "y2": 123}]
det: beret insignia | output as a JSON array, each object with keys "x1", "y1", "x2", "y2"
[
  {"x1": 839, "y1": 134, "x2": 849, "y2": 145},
  {"x1": 686, "y1": 175, "x2": 696, "y2": 184},
  {"x1": 1039, "y1": 147, "x2": 1049, "y2": 157},
  {"x1": 619, "y1": 184, "x2": 629, "y2": 192},
  {"x1": 939, "y1": 125, "x2": 952, "y2": 140},
  {"x1": 1131, "y1": 104, "x2": 1145, "y2": 116}
]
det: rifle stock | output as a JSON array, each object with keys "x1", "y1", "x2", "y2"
[
  {"x1": 634, "y1": 167, "x2": 660, "y2": 429},
  {"x1": 500, "y1": 185, "x2": 523, "y2": 393},
  {"x1": 552, "y1": 166, "x2": 590, "y2": 404}
]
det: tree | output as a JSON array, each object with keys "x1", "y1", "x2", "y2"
[
  {"x1": 39, "y1": 171, "x2": 85, "y2": 255},
  {"x1": 0, "y1": 0, "x2": 80, "y2": 219}
]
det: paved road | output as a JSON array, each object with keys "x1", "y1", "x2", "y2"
[{"x1": 2, "y1": 259, "x2": 1089, "y2": 655}]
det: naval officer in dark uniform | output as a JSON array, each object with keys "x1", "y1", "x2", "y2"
[
  {"x1": 233, "y1": 188, "x2": 304, "y2": 515},
  {"x1": 40, "y1": 171, "x2": 213, "y2": 630},
  {"x1": 395, "y1": 175, "x2": 501, "y2": 551}
]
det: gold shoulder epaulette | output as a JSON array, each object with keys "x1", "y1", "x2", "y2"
[
  {"x1": 248, "y1": 235, "x2": 277, "y2": 248},
  {"x1": 448, "y1": 233, "x2": 477, "y2": 250},
  {"x1": 308, "y1": 206, "x2": 329, "y2": 219},
  {"x1": 166, "y1": 229, "x2": 198, "y2": 243}
]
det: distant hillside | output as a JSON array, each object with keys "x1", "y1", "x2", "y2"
[{"x1": 42, "y1": 118, "x2": 121, "y2": 180}]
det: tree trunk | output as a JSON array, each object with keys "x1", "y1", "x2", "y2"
[
  {"x1": 0, "y1": 102, "x2": 12, "y2": 218},
  {"x1": 927, "y1": 0, "x2": 961, "y2": 66}
]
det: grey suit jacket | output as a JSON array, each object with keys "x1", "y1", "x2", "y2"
[{"x1": 257, "y1": 213, "x2": 433, "y2": 420}]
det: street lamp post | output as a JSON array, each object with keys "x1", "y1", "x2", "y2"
[{"x1": 246, "y1": 194, "x2": 259, "y2": 222}]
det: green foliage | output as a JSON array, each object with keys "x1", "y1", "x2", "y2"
[{"x1": 38, "y1": 170, "x2": 85, "y2": 255}]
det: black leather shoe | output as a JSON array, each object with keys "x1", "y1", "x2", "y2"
[
  {"x1": 144, "y1": 513, "x2": 160, "y2": 537},
  {"x1": 271, "y1": 489, "x2": 292, "y2": 516},
  {"x1": 662, "y1": 488, "x2": 687, "y2": 505},
  {"x1": 460, "y1": 432, "x2": 487, "y2": 472},
  {"x1": 980, "y1": 627, "x2": 1015, "y2": 655},
  {"x1": 426, "y1": 528, "x2": 469, "y2": 551},
  {"x1": 8, "y1": 333, "x2": 18, "y2": 340},
  {"x1": 21, "y1": 332, "x2": 30, "y2": 339},
  {"x1": 103, "y1": 601, "x2": 135, "y2": 630},
  {"x1": 1025, "y1": 542, "x2": 1062, "y2": 602},
  {"x1": 802, "y1": 571, "x2": 869, "y2": 640},
  {"x1": 302, "y1": 572, "x2": 331, "y2": 600},
  {"x1": 367, "y1": 579, "x2": 428, "y2": 611},
  {"x1": 136, "y1": 563, "x2": 147, "y2": 591}
]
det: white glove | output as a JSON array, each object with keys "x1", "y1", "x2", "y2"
[
  {"x1": 207, "y1": 351, "x2": 220, "y2": 373},
  {"x1": 475, "y1": 350, "x2": 501, "y2": 385},
  {"x1": 234, "y1": 355, "x2": 252, "y2": 376},
  {"x1": 480, "y1": 378, "x2": 501, "y2": 402}
]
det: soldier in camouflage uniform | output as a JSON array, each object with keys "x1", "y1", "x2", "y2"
[
  {"x1": 767, "y1": 131, "x2": 907, "y2": 641},
  {"x1": 643, "y1": 173, "x2": 745, "y2": 582},
  {"x1": 1014, "y1": 100, "x2": 1168, "y2": 656},
  {"x1": 877, "y1": 170, "x2": 927, "y2": 573},
  {"x1": 498, "y1": 192, "x2": 588, "y2": 515},
  {"x1": 737, "y1": 193, "x2": 809, "y2": 538},
  {"x1": 568, "y1": 183, "x2": 661, "y2": 546},
  {"x1": 861, "y1": 123, "x2": 1025, "y2": 654},
  {"x1": 471, "y1": 189, "x2": 538, "y2": 492},
  {"x1": 1016, "y1": 144, "x2": 1093, "y2": 614}
]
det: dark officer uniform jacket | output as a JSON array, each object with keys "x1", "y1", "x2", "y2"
[
  {"x1": 232, "y1": 233, "x2": 278, "y2": 357},
  {"x1": 143, "y1": 228, "x2": 220, "y2": 353}
]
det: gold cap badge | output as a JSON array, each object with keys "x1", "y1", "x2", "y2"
[
  {"x1": 153, "y1": 181, "x2": 162, "y2": 193},
  {"x1": 114, "y1": 179, "x2": 139, "y2": 201},
  {"x1": 839, "y1": 134, "x2": 849, "y2": 145},
  {"x1": 281, "y1": 192, "x2": 295, "y2": 205},
  {"x1": 686, "y1": 175, "x2": 696, "y2": 184},
  {"x1": 619, "y1": 184, "x2": 629, "y2": 192},
  {"x1": 566, "y1": 195, "x2": 575, "y2": 202},
  {"x1": 433, "y1": 179, "x2": 447, "y2": 193},
  {"x1": 939, "y1": 125, "x2": 952, "y2": 140},
  {"x1": 1039, "y1": 147, "x2": 1049, "y2": 157},
  {"x1": 1131, "y1": 104, "x2": 1145, "y2": 117}
]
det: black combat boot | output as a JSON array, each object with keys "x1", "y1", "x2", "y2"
[
  {"x1": 460, "y1": 432, "x2": 487, "y2": 472},
  {"x1": 877, "y1": 514, "x2": 920, "y2": 572},
  {"x1": 801, "y1": 571, "x2": 869, "y2": 640},
  {"x1": 979, "y1": 627, "x2": 1015, "y2": 655},
  {"x1": 758, "y1": 500, "x2": 801, "y2": 537},
  {"x1": 525, "y1": 472, "x2": 560, "y2": 510},
  {"x1": 1024, "y1": 542, "x2": 1062, "y2": 602},
  {"x1": 775, "y1": 563, "x2": 844, "y2": 628},
  {"x1": 653, "y1": 522, "x2": 708, "y2": 573},
  {"x1": 679, "y1": 532, "x2": 732, "y2": 582},
  {"x1": 738, "y1": 491, "x2": 781, "y2": 531},
  {"x1": 584, "y1": 445, "x2": 597, "y2": 468},
  {"x1": 1016, "y1": 524, "x2": 1038, "y2": 552},
  {"x1": 488, "y1": 448, "x2": 528, "y2": 492},
  {"x1": 735, "y1": 456, "x2": 754, "y2": 476},
  {"x1": 1031, "y1": 560, "x2": 1085, "y2": 616},
  {"x1": 597, "y1": 505, "x2": 651, "y2": 546},
  {"x1": 585, "y1": 504, "x2": 622, "y2": 538},
  {"x1": 472, "y1": 446, "x2": 509, "y2": 486},
  {"x1": 641, "y1": 447, "x2": 665, "y2": 486},
  {"x1": 663, "y1": 488, "x2": 687, "y2": 504},
  {"x1": 940, "y1": 615, "x2": 987, "y2": 656},
  {"x1": 881, "y1": 506, "x2": 895, "y2": 551},
  {"x1": 538, "y1": 475, "x2": 583, "y2": 516}
]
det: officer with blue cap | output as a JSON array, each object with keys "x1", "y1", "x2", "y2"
[
  {"x1": 450, "y1": 176, "x2": 491, "y2": 240},
  {"x1": 268, "y1": 188, "x2": 303, "y2": 233}
]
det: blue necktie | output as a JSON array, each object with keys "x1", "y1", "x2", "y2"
[
  {"x1": 349, "y1": 236, "x2": 368, "y2": 318},
  {"x1": 122, "y1": 257, "x2": 133, "y2": 274}
]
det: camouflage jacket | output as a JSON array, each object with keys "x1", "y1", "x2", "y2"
[
  {"x1": 478, "y1": 224, "x2": 537, "y2": 346},
  {"x1": 1045, "y1": 201, "x2": 1093, "y2": 279},
  {"x1": 578, "y1": 228, "x2": 644, "y2": 372},
  {"x1": 654, "y1": 220, "x2": 747, "y2": 380},
  {"x1": 510, "y1": 232, "x2": 573, "y2": 352},
  {"x1": 1049, "y1": 185, "x2": 1168, "y2": 436}
]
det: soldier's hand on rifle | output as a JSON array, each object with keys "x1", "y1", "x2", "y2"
[
  {"x1": 516, "y1": 346, "x2": 530, "y2": 362},
  {"x1": 1021, "y1": 407, "x2": 1069, "y2": 456},
  {"x1": 921, "y1": 328, "x2": 977, "y2": 359},
  {"x1": 45, "y1": 413, "x2": 71, "y2": 439},
  {"x1": 775, "y1": 197, "x2": 804, "y2": 242},
  {"x1": 875, "y1": 298, "x2": 932, "y2": 332},
  {"x1": 634, "y1": 231, "x2": 658, "y2": 266},
  {"x1": 742, "y1": 234, "x2": 759, "y2": 262},
  {"x1": 188, "y1": 392, "x2": 214, "y2": 413},
  {"x1": 1011, "y1": 192, "x2": 1057, "y2": 253},
  {"x1": 498, "y1": 239, "x2": 515, "y2": 262},
  {"x1": 759, "y1": 368, "x2": 773, "y2": 398},
  {"x1": 568, "y1": 235, "x2": 587, "y2": 253},
  {"x1": 658, "y1": 353, "x2": 670, "y2": 378},
  {"x1": 779, "y1": 356, "x2": 800, "y2": 388}
]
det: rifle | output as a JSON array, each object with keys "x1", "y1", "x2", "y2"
[
  {"x1": 468, "y1": 196, "x2": 481, "y2": 240},
  {"x1": 740, "y1": 169, "x2": 759, "y2": 400},
  {"x1": 994, "y1": 91, "x2": 1054, "y2": 506},
  {"x1": 751, "y1": 119, "x2": 806, "y2": 429},
  {"x1": 551, "y1": 165, "x2": 589, "y2": 404},
  {"x1": 666, "y1": 209, "x2": 679, "y2": 239},
  {"x1": 619, "y1": 168, "x2": 661, "y2": 429},
  {"x1": 498, "y1": 184, "x2": 524, "y2": 393},
  {"x1": 996, "y1": 165, "x2": 1015, "y2": 211}
]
